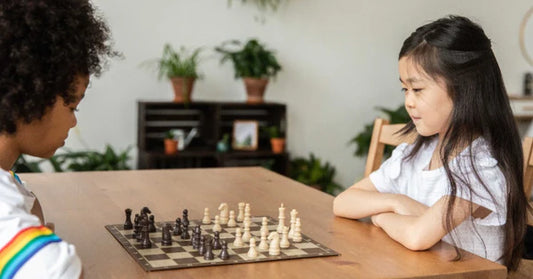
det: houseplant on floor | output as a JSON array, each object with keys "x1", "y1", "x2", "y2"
[
  {"x1": 215, "y1": 39, "x2": 281, "y2": 103},
  {"x1": 289, "y1": 153, "x2": 343, "y2": 196},
  {"x1": 149, "y1": 44, "x2": 203, "y2": 103}
]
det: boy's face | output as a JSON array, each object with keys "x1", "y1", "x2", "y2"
[{"x1": 15, "y1": 75, "x2": 89, "y2": 158}]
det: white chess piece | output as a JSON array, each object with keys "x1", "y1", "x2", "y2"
[
  {"x1": 277, "y1": 203, "x2": 286, "y2": 233},
  {"x1": 242, "y1": 221, "x2": 251, "y2": 242},
  {"x1": 280, "y1": 226, "x2": 290, "y2": 248},
  {"x1": 268, "y1": 232, "x2": 280, "y2": 256},
  {"x1": 218, "y1": 203, "x2": 229, "y2": 224},
  {"x1": 237, "y1": 202, "x2": 245, "y2": 222},
  {"x1": 202, "y1": 207, "x2": 211, "y2": 224},
  {"x1": 288, "y1": 209, "x2": 297, "y2": 239},
  {"x1": 233, "y1": 228, "x2": 244, "y2": 247},
  {"x1": 260, "y1": 217, "x2": 269, "y2": 235},
  {"x1": 227, "y1": 210, "x2": 237, "y2": 227},
  {"x1": 293, "y1": 218, "x2": 302, "y2": 242},
  {"x1": 244, "y1": 203, "x2": 251, "y2": 225},
  {"x1": 212, "y1": 215, "x2": 221, "y2": 232},
  {"x1": 258, "y1": 229, "x2": 269, "y2": 251},
  {"x1": 247, "y1": 238, "x2": 258, "y2": 258}
]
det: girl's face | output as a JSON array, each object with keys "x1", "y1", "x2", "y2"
[{"x1": 399, "y1": 57, "x2": 453, "y2": 138}]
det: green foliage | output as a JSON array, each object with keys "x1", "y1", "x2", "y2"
[
  {"x1": 215, "y1": 39, "x2": 282, "y2": 79},
  {"x1": 263, "y1": 126, "x2": 283, "y2": 138},
  {"x1": 349, "y1": 105, "x2": 410, "y2": 158},
  {"x1": 165, "y1": 130, "x2": 175, "y2": 139},
  {"x1": 289, "y1": 153, "x2": 343, "y2": 196},
  {"x1": 12, "y1": 145, "x2": 132, "y2": 173},
  {"x1": 149, "y1": 44, "x2": 203, "y2": 80},
  {"x1": 227, "y1": 0, "x2": 284, "y2": 12}
]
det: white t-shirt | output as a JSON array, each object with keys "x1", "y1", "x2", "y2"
[
  {"x1": 0, "y1": 169, "x2": 81, "y2": 278},
  {"x1": 369, "y1": 137, "x2": 506, "y2": 263}
]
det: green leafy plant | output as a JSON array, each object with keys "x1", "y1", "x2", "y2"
[
  {"x1": 228, "y1": 0, "x2": 285, "y2": 11},
  {"x1": 289, "y1": 153, "x2": 343, "y2": 196},
  {"x1": 263, "y1": 126, "x2": 283, "y2": 138},
  {"x1": 165, "y1": 130, "x2": 175, "y2": 139},
  {"x1": 215, "y1": 39, "x2": 282, "y2": 79},
  {"x1": 150, "y1": 44, "x2": 203, "y2": 80},
  {"x1": 349, "y1": 105, "x2": 410, "y2": 159}
]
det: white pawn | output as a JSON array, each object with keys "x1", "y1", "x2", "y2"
[
  {"x1": 237, "y1": 202, "x2": 245, "y2": 222},
  {"x1": 242, "y1": 221, "x2": 251, "y2": 242},
  {"x1": 293, "y1": 218, "x2": 302, "y2": 242},
  {"x1": 233, "y1": 228, "x2": 244, "y2": 247},
  {"x1": 218, "y1": 203, "x2": 229, "y2": 225},
  {"x1": 260, "y1": 217, "x2": 269, "y2": 235},
  {"x1": 268, "y1": 232, "x2": 280, "y2": 256},
  {"x1": 244, "y1": 203, "x2": 251, "y2": 225},
  {"x1": 247, "y1": 238, "x2": 258, "y2": 258},
  {"x1": 227, "y1": 210, "x2": 237, "y2": 227},
  {"x1": 202, "y1": 208, "x2": 211, "y2": 224},
  {"x1": 277, "y1": 203, "x2": 286, "y2": 233},
  {"x1": 258, "y1": 229, "x2": 269, "y2": 251},
  {"x1": 280, "y1": 226, "x2": 290, "y2": 248},
  {"x1": 212, "y1": 215, "x2": 221, "y2": 232},
  {"x1": 288, "y1": 209, "x2": 297, "y2": 239}
]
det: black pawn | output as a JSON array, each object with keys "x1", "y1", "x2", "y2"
[
  {"x1": 212, "y1": 231, "x2": 222, "y2": 250},
  {"x1": 140, "y1": 217, "x2": 152, "y2": 249},
  {"x1": 198, "y1": 236, "x2": 207, "y2": 255},
  {"x1": 173, "y1": 218, "x2": 182, "y2": 236},
  {"x1": 219, "y1": 241, "x2": 229, "y2": 260},
  {"x1": 182, "y1": 209, "x2": 189, "y2": 228},
  {"x1": 149, "y1": 215, "x2": 156, "y2": 233},
  {"x1": 161, "y1": 223, "x2": 172, "y2": 246},
  {"x1": 204, "y1": 241, "x2": 214, "y2": 260},
  {"x1": 181, "y1": 223, "x2": 190, "y2": 239},
  {"x1": 124, "y1": 208, "x2": 133, "y2": 230},
  {"x1": 133, "y1": 214, "x2": 140, "y2": 238}
]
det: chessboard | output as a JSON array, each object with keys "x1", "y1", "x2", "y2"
[{"x1": 105, "y1": 216, "x2": 339, "y2": 271}]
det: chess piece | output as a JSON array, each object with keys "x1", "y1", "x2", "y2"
[
  {"x1": 227, "y1": 210, "x2": 237, "y2": 227},
  {"x1": 149, "y1": 215, "x2": 156, "y2": 233},
  {"x1": 237, "y1": 202, "x2": 245, "y2": 222},
  {"x1": 181, "y1": 222, "x2": 190, "y2": 239},
  {"x1": 212, "y1": 231, "x2": 222, "y2": 250},
  {"x1": 219, "y1": 241, "x2": 229, "y2": 260},
  {"x1": 289, "y1": 209, "x2": 298, "y2": 239},
  {"x1": 141, "y1": 206, "x2": 151, "y2": 217},
  {"x1": 277, "y1": 203, "x2": 285, "y2": 233},
  {"x1": 244, "y1": 203, "x2": 251, "y2": 225},
  {"x1": 202, "y1": 208, "x2": 211, "y2": 224},
  {"x1": 140, "y1": 216, "x2": 152, "y2": 249},
  {"x1": 268, "y1": 232, "x2": 280, "y2": 256},
  {"x1": 280, "y1": 226, "x2": 290, "y2": 248},
  {"x1": 260, "y1": 217, "x2": 269, "y2": 236},
  {"x1": 204, "y1": 242, "x2": 214, "y2": 260},
  {"x1": 133, "y1": 213, "x2": 140, "y2": 238},
  {"x1": 162, "y1": 223, "x2": 172, "y2": 246},
  {"x1": 258, "y1": 229, "x2": 269, "y2": 251},
  {"x1": 218, "y1": 203, "x2": 229, "y2": 224},
  {"x1": 247, "y1": 238, "x2": 258, "y2": 258},
  {"x1": 233, "y1": 228, "x2": 244, "y2": 247},
  {"x1": 198, "y1": 236, "x2": 207, "y2": 255},
  {"x1": 182, "y1": 209, "x2": 189, "y2": 228},
  {"x1": 124, "y1": 208, "x2": 133, "y2": 230},
  {"x1": 173, "y1": 218, "x2": 182, "y2": 236},
  {"x1": 192, "y1": 225, "x2": 201, "y2": 249},
  {"x1": 212, "y1": 215, "x2": 222, "y2": 232},
  {"x1": 293, "y1": 218, "x2": 302, "y2": 242},
  {"x1": 242, "y1": 221, "x2": 251, "y2": 243}
]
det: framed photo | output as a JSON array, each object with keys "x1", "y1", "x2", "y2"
[{"x1": 232, "y1": 120, "x2": 258, "y2": 151}]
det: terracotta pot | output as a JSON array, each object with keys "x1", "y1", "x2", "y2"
[
  {"x1": 270, "y1": 138, "x2": 285, "y2": 154},
  {"x1": 164, "y1": 139, "x2": 178, "y2": 154},
  {"x1": 243, "y1": 77, "x2": 269, "y2": 103},
  {"x1": 170, "y1": 77, "x2": 195, "y2": 103}
]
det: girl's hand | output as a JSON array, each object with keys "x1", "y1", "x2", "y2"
[{"x1": 393, "y1": 195, "x2": 429, "y2": 216}]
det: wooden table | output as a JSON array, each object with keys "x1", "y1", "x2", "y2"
[{"x1": 22, "y1": 167, "x2": 507, "y2": 279}]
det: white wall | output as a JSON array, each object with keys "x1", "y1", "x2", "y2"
[{"x1": 67, "y1": 0, "x2": 533, "y2": 189}]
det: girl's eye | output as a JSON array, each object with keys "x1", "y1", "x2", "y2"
[
  {"x1": 413, "y1": 88, "x2": 423, "y2": 93},
  {"x1": 71, "y1": 107, "x2": 79, "y2": 112},
  {"x1": 401, "y1": 88, "x2": 407, "y2": 93}
]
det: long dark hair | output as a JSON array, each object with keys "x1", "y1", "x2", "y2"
[{"x1": 398, "y1": 15, "x2": 527, "y2": 271}]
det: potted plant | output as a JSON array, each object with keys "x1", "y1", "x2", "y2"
[
  {"x1": 265, "y1": 126, "x2": 285, "y2": 154},
  {"x1": 150, "y1": 44, "x2": 202, "y2": 103},
  {"x1": 289, "y1": 153, "x2": 343, "y2": 196},
  {"x1": 215, "y1": 39, "x2": 281, "y2": 103},
  {"x1": 164, "y1": 131, "x2": 178, "y2": 155}
]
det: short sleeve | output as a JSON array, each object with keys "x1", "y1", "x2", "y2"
[{"x1": 369, "y1": 143, "x2": 409, "y2": 194}]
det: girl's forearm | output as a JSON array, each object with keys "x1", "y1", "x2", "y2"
[{"x1": 333, "y1": 188, "x2": 400, "y2": 219}]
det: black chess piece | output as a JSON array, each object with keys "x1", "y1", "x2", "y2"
[
  {"x1": 173, "y1": 218, "x2": 182, "y2": 236},
  {"x1": 140, "y1": 217, "x2": 152, "y2": 249},
  {"x1": 219, "y1": 241, "x2": 229, "y2": 260},
  {"x1": 191, "y1": 228, "x2": 198, "y2": 249},
  {"x1": 204, "y1": 241, "x2": 214, "y2": 260},
  {"x1": 182, "y1": 209, "x2": 189, "y2": 228},
  {"x1": 161, "y1": 223, "x2": 172, "y2": 246},
  {"x1": 212, "y1": 231, "x2": 222, "y2": 250},
  {"x1": 133, "y1": 213, "x2": 140, "y2": 238},
  {"x1": 149, "y1": 215, "x2": 156, "y2": 233},
  {"x1": 181, "y1": 223, "x2": 190, "y2": 239},
  {"x1": 124, "y1": 208, "x2": 133, "y2": 230},
  {"x1": 198, "y1": 235, "x2": 207, "y2": 255}
]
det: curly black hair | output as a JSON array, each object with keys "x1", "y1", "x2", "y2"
[{"x1": 0, "y1": 0, "x2": 115, "y2": 134}]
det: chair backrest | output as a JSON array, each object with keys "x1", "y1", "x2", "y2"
[
  {"x1": 522, "y1": 137, "x2": 533, "y2": 199},
  {"x1": 363, "y1": 118, "x2": 416, "y2": 177}
]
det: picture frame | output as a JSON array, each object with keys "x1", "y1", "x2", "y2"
[{"x1": 232, "y1": 120, "x2": 258, "y2": 151}]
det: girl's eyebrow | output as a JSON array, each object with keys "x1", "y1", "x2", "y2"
[{"x1": 399, "y1": 77, "x2": 424, "y2": 84}]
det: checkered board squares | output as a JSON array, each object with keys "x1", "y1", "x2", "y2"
[{"x1": 105, "y1": 216, "x2": 339, "y2": 271}]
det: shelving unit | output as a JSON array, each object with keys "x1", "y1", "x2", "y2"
[{"x1": 137, "y1": 101, "x2": 288, "y2": 174}]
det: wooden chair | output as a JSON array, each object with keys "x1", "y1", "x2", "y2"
[
  {"x1": 363, "y1": 118, "x2": 416, "y2": 177},
  {"x1": 522, "y1": 137, "x2": 533, "y2": 200}
]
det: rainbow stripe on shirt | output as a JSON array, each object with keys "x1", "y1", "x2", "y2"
[
  {"x1": 0, "y1": 226, "x2": 61, "y2": 279},
  {"x1": 8, "y1": 171, "x2": 21, "y2": 185}
]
